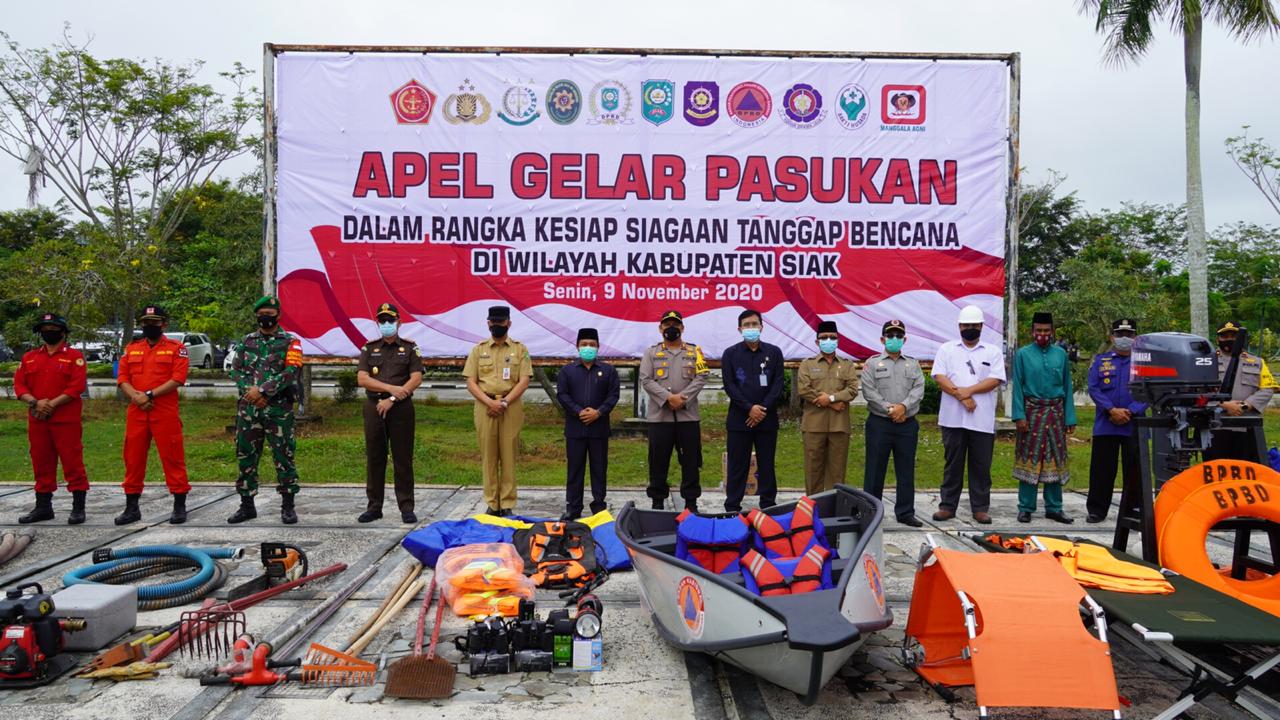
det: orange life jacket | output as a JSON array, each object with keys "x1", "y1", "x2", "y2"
[
  {"x1": 745, "y1": 496, "x2": 818, "y2": 557},
  {"x1": 741, "y1": 545, "x2": 830, "y2": 596},
  {"x1": 512, "y1": 521, "x2": 599, "y2": 589}
]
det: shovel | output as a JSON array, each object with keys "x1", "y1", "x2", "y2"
[{"x1": 384, "y1": 577, "x2": 455, "y2": 699}]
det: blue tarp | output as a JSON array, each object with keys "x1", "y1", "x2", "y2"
[{"x1": 401, "y1": 513, "x2": 631, "y2": 571}]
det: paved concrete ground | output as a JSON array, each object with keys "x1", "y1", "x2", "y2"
[{"x1": 0, "y1": 483, "x2": 1275, "y2": 719}]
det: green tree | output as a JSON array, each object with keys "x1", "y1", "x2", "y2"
[
  {"x1": 0, "y1": 207, "x2": 76, "y2": 348},
  {"x1": 0, "y1": 29, "x2": 258, "y2": 348},
  {"x1": 1080, "y1": 0, "x2": 1280, "y2": 339},
  {"x1": 1017, "y1": 172, "x2": 1087, "y2": 300},
  {"x1": 1208, "y1": 221, "x2": 1280, "y2": 353}
]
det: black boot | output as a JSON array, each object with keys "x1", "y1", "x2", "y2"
[
  {"x1": 68, "y1": 490, "x2": 87, "y2": 525},
  {"x1": 114, "y1": 494, "x2": 142, "y2": 526},
  {"x1": 280, "y1": 493, "x2": 298, "y2": 525},
  {"x1": 18, "y1": 492, "x2": 54, "y2": 524},
  {"x1": 169, "y1": 493, "x2": 188, "y2": 525},
  {"x1": 227, "y1": 495, "x2": 257, "y2": 524}
]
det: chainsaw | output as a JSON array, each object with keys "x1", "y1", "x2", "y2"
[
  {"x1": 0, "y1": 583, "x2": 86, "y2": 688},
  {"x1": 226, "y1": 543, "x2": 308, "y2": 601}
]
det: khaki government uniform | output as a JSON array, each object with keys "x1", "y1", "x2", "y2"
[
  {"x1": 463, "y1": 337, "x2": 533, "y2": 510},
  {"x1": 796, "y1": 354, "x2": 861, "y2": 494}
]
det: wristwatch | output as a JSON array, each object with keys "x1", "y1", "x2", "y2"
[
  {"x1": 828, "y1": 394, "x2": 836, "y2": 403},
  {"x1": 27, "y1": 399, "x2": 36, "y2": 408},
  {"x1": 500, "y1": 399, "x2": 509, "y2": 409},
  {"x1": 145, "y1": 390, "x2": 155, "y2": 400},
  {"x1": 389, "y1": 395, "x2": 398, "y2": 403}
]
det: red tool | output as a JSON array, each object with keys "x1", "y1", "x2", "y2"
[
  {"x1": 146, "y1": 562, "x2": 347, "y2": 663},
  {"x1": 199, "y1": 643, "x2": 299, "y2": 687}
]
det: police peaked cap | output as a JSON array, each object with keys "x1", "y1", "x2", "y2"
[
  {"x1": 1112, "y1": 318, "x2": 1137, "y2": 332},
  {"x1": 375, "y1": 302, "x2": 399, "y2": 320}
]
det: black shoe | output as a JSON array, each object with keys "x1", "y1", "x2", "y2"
[
  {"x1": 559, "y1": 509, "x2": 582, "y2": 522},
  {"x1": 684, "y1": 500, "x2": 699, "y2": 515},
  {"x1": 114, "y1": 494, "x2": 142, "y2": 526},
  {"x1": 1017, "y1": 511, "x2": 1032, "y2": 523},
  {"x1": 898, "y1": 515, "x2": 924, "y2": 528},
  {"x1": 401, "y1": 511, "x2": 418, "y2": 524},
  {"x1": 1046, "y1": 511, "x2": 1074, "y2": 524},
  {"x1": 19, "y1": 492, "x2": 55, "y2": 524},
  {"x1": 588, "y1": 503, "x2": 607, "y2": 515},
  {"x1": 68, "y1": 490, "x2": 86, "y2": 525},
  {"x1": 1086, "y1": 513, "x2": 1105, "y2": 524},
  {"x1": 650, "y1": 498, "x2": 665, "y2": 510},
  {"x1": 357, "y1": 510, "x2": 382, "y2": 523},
  {"x1": 169, "y1": 493, "x2": 188, "y2": 524},
  {"x1": 227, "y1": 496, "x2": 257, "y2": 524},
  {"x1": 485, "y1": 507, "x2": 501, "y2": 516},
  {"x1": 497, "y1": 508, "x2": 513, "y2": 518},
  {"x1": 723, "y1": 505, "x2": 742, "y2": 514},
  {"x1": 280, "y1": 494, "x2": 298, "y2": 525}
]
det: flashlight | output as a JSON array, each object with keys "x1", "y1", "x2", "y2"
[{"x1": 574, "y1": 593, "x2": 603, "y2": 638}]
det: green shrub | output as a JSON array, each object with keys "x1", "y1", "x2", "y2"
[
  {"x1": 920, "y1": 374, "x2": 942, "y2": 415},
  {"x1": 335, "y1": 369, "x2": 359, "y2": 403}
]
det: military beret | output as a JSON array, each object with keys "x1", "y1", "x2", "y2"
[{"x1": 253, "y1": 296, "x2": 281, "y2": 313}]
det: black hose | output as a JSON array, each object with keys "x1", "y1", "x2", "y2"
[{"x1": 80, "y1": 556, "x2": 229, "y2": 610}]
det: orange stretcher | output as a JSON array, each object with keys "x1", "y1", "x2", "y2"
[{"x1": 904, "y1": 536, "x2": 1121, "y2": 719}]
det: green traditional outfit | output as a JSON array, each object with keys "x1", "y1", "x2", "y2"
[{"x1": 1011, "y1": 341, "x2": 1075, "y2": 513}]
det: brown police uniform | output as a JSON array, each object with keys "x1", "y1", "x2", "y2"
[
  {"x1": 796, "y1": 354, "x2": 861, "y2": 494},
  {"x1": 463, "y1": 337, "x2": 533, "y2": 511},
  {"x1": 358, "y1": 336, "x2": 424, "y2": 514}
]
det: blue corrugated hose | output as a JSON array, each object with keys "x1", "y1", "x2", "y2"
[{"x1": 63, "y1": 545, "x2": 241, "y2": 610}]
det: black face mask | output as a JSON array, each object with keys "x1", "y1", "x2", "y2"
[
  {"x1": 141, "y1": 324, "x2": 164, "y2": 341},
  {"x1": 1218, "y1": 340, "x2": 1234, "y2": 353},
  {"x1": 663, "y1": 326, "x2": 682, "y2": 342},
  {"x1": 257, "y1": 314, "x2": 279, "y2": 329},
  {"x1": 40, "y1": 329, "x2": 65, "y2": 345},
  {"x1": 960, "y1": 328, "x2": 981, "y2": 342},
  {"x1": 489, "y1": 324, "x2": 508, "y2": 339}
]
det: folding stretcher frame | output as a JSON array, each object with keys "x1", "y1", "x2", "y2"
[
  {"x1": 1021, "y1": 535, "x2": 1280, "y2": 720},
  {"x1": 908, "y1": 535, "x2": 1122, "y2": 720}
]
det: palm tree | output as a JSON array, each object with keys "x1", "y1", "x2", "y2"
[{"x1": 1079, "y1": 1, "x2": 1279, "y2": 338}]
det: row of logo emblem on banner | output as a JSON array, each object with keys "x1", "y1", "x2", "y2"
[{"x1": 389, "y1": 78, "x2": 927, "y2": 130}]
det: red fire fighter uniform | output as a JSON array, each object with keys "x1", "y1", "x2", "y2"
[
  {"x1": 117, "y1": 335, "x2": 191, "y2": 494},
  {"x1": 14, "y1": 341, "x2": 88, "y2": 493}
]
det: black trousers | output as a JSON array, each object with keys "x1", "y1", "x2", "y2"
[
  {"x1": 1203, "y1": 429, "x2": 1263, "y2": 464},
  {"x1": 566, "y1": 436, "x2": 609, "y2": 515},
  {"x1": 1087, "y1": 433, "x2": 1138, "y2": 519},
  {"x1": 725, "y1": 426, "x2": 778, "y2": 511},
  {"x1": 648, "y1": 421, "x2": 702, "y2": 501},
  {"x1": 939, "y1": 427, "x2": 993, "y2": 513},
  {"x1": 864, "y1": 414, "x2": 919, "y2": 520},
  {"x1": 363, "y1": 399, "x2": 415, "y2": 514}
]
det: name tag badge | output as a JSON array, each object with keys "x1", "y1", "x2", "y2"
[
  {"x1": 502, "y1": 366, "x2": 511, "y2": 381},
  {"x1": 759, "y1": 374, "x2": 768, "y2": 387}
]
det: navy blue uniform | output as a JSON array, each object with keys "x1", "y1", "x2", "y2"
[
  {"x1": 1085, "y1": 350, "x2": 1148, "y2": 520},
  {"x1": 556, "y1": 359, "x2": 620, "y2": 516},
  {"x1": 720, "y1": 341, "x2": 784, "y2": 511}
]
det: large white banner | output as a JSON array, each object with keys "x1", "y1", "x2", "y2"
[{"x1": 274, "y1": 51, "x2": 1010, "y2": 359}]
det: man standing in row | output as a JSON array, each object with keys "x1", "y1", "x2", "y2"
[
  {"x1": 356, "y1": 303, "x2": 423, "y2": 524},
  {"x1": 15, "y1": 313, "x2": 89, "y2": 525},
  {"x1": 116, "y1": 305, "x2": 190, "y2": 525},
  {"x1": 556, "y1": 328, "x2": 619, "y2": 521},
  {"x1": 721, "y1": 309, "x2": 784, "y2": 513},
  {"x1": 1086, "y1": 319, "x2": 1145, "y2": 524},
  {"x1": 797, "y1": 321, "x2": 860, "y2": 495},
  {"x1": 464, "y1": 306, "x2": 532, "y2": 517},
  {"x1": 931, "y1": 305, "x2": 1004, "y2": 525},
  {"x1": 1011, "y1": 312, "x2": 1075, "y2": 524},
  {"x1": 639, "y1": 310, "x2": 708, "y2": 512},
  {"x1": 861, "y1": 320, "x2": 925, "y2": 527},
  {"x1": 227, "y1": 296, "x2": 304, "y2": 525},
  {"x1": 1206, "y1": 320, "x2": 1276, "y2": 463}
]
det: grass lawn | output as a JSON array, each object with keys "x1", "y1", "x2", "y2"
[{"x1": 1, "y1": 398, "x2": 1276, "y2": 490}]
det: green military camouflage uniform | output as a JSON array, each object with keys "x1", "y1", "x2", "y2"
[{"x1": 229, "y1": 330, "x2": 303, "y2": 497}]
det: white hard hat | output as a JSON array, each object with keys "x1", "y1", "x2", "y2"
[{"x1": 957, "y1": 305, "x2": 984, "y2": 324}]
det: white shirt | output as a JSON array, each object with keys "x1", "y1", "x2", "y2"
[{"x1": 932, "y1": 339, "x2": 1007, "y2": 433}]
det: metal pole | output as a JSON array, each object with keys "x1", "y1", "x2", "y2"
[
  {"x1": 262, "y1": 43, "x2": 278, "y2": 298},
  {"x1": 1002, "y1": 53, "x2": 1022, "y2": 419}
]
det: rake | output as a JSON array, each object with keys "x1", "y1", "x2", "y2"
[
  {"x1": 385, "y1": 577, "x2": 456, "y2": 699},
  {"x1": 177, "y1": 607, "x2": 246, "y2": 659},
  {"x1": 300, "y1": 643, "x2": 377, "y2": 687}
]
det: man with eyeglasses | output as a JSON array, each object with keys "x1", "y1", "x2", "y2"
[
  {"x1": 1085, "y1": 319, "x2": 1146, "y2": 523},
  {"x1": 930, "y1": 305, "x2": 1006, "y2": 524}
]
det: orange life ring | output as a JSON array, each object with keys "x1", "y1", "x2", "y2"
[
  {"x1": 1154, "y1": 460, "x2": 1280, "y2": 542},
  {"x1": 1158, "y1": 478, "x2": 1280, "y2": 616}
]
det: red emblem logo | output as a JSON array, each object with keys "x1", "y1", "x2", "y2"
[
  {"x1": 881, "y1": 84, "x2": 926, "y2": 125},
  {"x1": 390, "y1": 80, "x2": 437, "y2": 124}
]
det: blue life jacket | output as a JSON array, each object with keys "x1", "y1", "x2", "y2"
[{"x1": 675, "y1": 509, "x2": 749, "y2": 575}]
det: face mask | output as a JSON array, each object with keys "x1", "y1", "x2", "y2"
[
  {"x1": 578, "y1": 346, "x2": 598, "y2": 362},
  {"x1": 490, "y1": 324, "x2": 508, "y2": 339},
  {"x1": 741, "y1": 328, "x2": 761, "y2": 343},
  {"x1": 960, "y1": 328, "x2": 981, "y2": 342},
  {"x1": 663, "y1": 326, "x2": 681, "y2": 342},
  {"x1": 40, "y1": 330, "x2": 65, "y2": 345},
  {"x1": 1113, "y1": 336, "x2": 1135, "y2": 352},
  {"x1": 141, "y1": 324, "x2": 164, "y2": 341},
  {"x1": 378, "y1": 322, "x2": 397, "y2": 338},
  {"x1": 1034, "y1": 332, "x2": 1053, "y2": 348},
  {"x1": 257, "y1": 314, "x2": 279, "y2": 329},
  {"x1": 1218, "y1": 340, "x2": 1234, "y2": 353},
  {"x1": 884, "y1": 337, "x2": 905, "y2": 354},
  {"x1": 818, "y1": 338, "x2": 838, "y2": 355}
]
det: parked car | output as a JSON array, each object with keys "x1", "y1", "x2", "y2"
[
  {"x1": 212, "y1": 343, "x2": 230, "y2": 370},
  {"x1": 161, "y1": 332, "x2": 216, "y2": 369}
]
